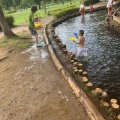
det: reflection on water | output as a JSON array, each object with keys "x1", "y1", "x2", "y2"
[{"x1": 55, "y1": 10, "x2": 120, "y2": 103}]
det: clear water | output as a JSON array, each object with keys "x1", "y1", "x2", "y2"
[{"x1": 55, "y1": 10, "x2": 120, "y2": 103}]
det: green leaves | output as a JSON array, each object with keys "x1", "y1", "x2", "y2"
[
  {"x1": 0, "y1": 0, "x2": 13, "y2": 9},
  {"x1": 54, "y1": 5, "x2": 78, "y2": 19},
  {"x1": 84, "y1": 0, "x2": 100, "y2": 6}
]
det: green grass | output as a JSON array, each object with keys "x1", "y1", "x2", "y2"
[
  {"x1": 0, "y1": 32, "x2": 32, "y2": 49},
  {"x1": 9, "y1": 0, "x2": 81, "y2": 25},
  {"x1": 0, "y1": 37, "x2": 31, "y2": 48}
]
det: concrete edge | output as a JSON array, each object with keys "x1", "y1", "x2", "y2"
[{"x1": 44, "y1": 18, "x2": 105, "y2": 120}]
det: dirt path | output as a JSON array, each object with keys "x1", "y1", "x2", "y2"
[
  {"x1": 0, "y1": 16, "x2": 91, "y2": 120},
  {"x1": 0, "y1": 16, "x2": 53, "y2": 39},
  {"x1": 84, "y1": 1, "x2": 107, "y2": 11},
  {"x1": 0, "y1": 2, "x2": 108, "y2": 118}
]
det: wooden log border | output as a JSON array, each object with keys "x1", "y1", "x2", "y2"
[
  {"x1": 44, "y1": 4, "x2": 120, "y2": 120},
  {"x1": 104, "y1": 17, "x2": 120, "y2": 36},
  {"x1": 44, "y1": 25, "x2": 105, "y2": 120}
]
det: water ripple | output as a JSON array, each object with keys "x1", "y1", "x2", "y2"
[{"x1": 55, "y1": 10, "x2": 120, "y2": 103}]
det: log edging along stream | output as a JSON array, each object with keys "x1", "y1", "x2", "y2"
[
  {"x1": 44, "y1": 5, "x2": 120, "y2": 120},
  {"x1": 104, "y1": 15, "x2": 120, "y2": 36},
  {"x1": 44, "y1": 24, "x2": 105, "y2": 120},
  {"x1": 43, "y1": 7, "x2": 107, "y2": 120}
]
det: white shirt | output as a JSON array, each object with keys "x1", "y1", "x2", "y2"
[
  {"x1": 80, "y1": 4, "x2": 84, "y2": 9},
  {"x1": 107, "y1": 0, "x2": 113, "y2": 7}
]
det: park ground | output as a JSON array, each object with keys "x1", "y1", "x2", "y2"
[
  {"x1": 0, "y1": 1, "x2": 107, "y2": 120},
  {"x1": 0, "y1": 16, "x2": 91, "y2": 120}
]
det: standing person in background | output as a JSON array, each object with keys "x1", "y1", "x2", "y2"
[
  {"x1": 106, "y1": 0, "x2": 113, "y2": 16},
  {"x1": 29, "y1": 6, "x2": 42, "y2": 47},
  {"x1": 89, "y1": 4, "x2": 94, "y2": 15},
  {"x1": 80, "y1": 2, "x2": 85, "y2": 20}
]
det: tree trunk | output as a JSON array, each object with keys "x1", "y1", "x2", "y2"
[
  {"x1": 62, "y1": 0, "x2": 64, "y2": 5},
  {"x1": 38, "y1": 2, "x2": 41, "y2": 9},
  {"x1": 43, "y1": 1, "x2": 46, "y2": 14},
  {"x1": 0, "y1": 6, "x2": 17, "y2": 37},
  {"x1": 69, "y1": 0, "x2": 72, "y2": 4}
]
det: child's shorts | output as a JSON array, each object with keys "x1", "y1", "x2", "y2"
[
  {"x1": 29, "y1": 28, "x2": 37, "y2": 35},
  {"x1": 108, "y1": 7, "x2": 112, "y2": 13},
  {"x1": 76, "y1": 47, "x2": 87, "y2": 57},
  {"x1": 80, "y1": 8, "x2": 85, "y2": 16}
]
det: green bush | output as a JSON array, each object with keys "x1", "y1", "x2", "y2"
[
  {"x1": 0, "y1": 15, "x2": 14, "y2": 30},
  {"x1": 5, "y1": 9, "x2": 16, "y2": 14},
  {"x1": 54, "y1": 7, "x2": 79, "y2": 19},
  {"x1": 47, "y1": 8, "x2": 63, "y2": 15},
  {"x1": 84, "y1": 0, "x2": 100, "y2": 6},
  {"x1": 47, "y1": 5, "x2": 76, "y2": 15}
]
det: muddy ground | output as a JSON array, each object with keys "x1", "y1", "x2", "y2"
[{"x1": 0, "y1": 17, "x2": 90, "y2": 120}]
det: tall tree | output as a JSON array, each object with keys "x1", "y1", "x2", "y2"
[
  {"x1": 0, "y1": 0, "x2": 13, "y2": 9},
  {"x1": 33, "y1": 0, "x2": 41, "y2": 9},
  {"x1": 59, "y1": 0, "x2": 64, "y2": 5},
  {"x1": 13, "y1": 0, "x2": 21, "y2": 6},
  {"x1": 42, "y1": 0, "x2": 52, "y2": 13},
  {"x1": 20, "y1": 0, "x2": 34, "y2": 8},
  {"x1": 0, "y1": 6, "x2": 17, "y2": 37},
  {"x1": 43, "y1": 0, "x2": 46, "y2": 13}
]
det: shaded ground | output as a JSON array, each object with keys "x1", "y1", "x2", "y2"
[{"x1": 0, "y1": 17, "x2": 91, "y2": 120}]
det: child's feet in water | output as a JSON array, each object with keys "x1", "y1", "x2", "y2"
[{"x1": 83, "y1": 58, "x2": 88, "y2": 62}]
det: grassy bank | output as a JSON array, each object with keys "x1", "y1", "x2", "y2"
[
  {"x1": 10, "y1": 0, "x2": 80, "y2": 25},
  {"x1": 0, "y1": 37, "x2": 31, "y2": 48},
  {"x1": 0, "y1": 31, "x2": 32, "y2": 48}
]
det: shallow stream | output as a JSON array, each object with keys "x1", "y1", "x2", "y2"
[{"x1": 55, "y1": 10, "x2": 120, "y2": 103}]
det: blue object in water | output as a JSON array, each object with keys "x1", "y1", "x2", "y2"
[
  {"x1": 73, "y1": 32, "x2": 78, "y2": 38},
  {"x1": 36, "y1": 42, "x2": 43, "y2": 47}
]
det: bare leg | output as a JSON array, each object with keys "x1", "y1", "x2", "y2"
[
  {"x1": 35, "y1": 33, "x2": 38, "y2": 45},
  {"x1": 81, "y1": 15, "x2": 85, "y2": 23}
]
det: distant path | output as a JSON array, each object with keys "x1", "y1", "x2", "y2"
[
  {"x1": 85, "y1": 1, "x2": 107, "y2": 10},
  {"x1": 0, "y1": 16, "x2": 53, "y2": 39},
  {"x1": 0, "y1": 24, "x2": 28, "y2": 39}
]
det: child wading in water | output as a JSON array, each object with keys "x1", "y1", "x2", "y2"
[
  {"x1": 106, "y1": 0, "x2": 113, "y2": 16},
  {"x1": 28, "y1": 6, "x2": 42, "y2": 47},
  {"x1": 89, "y1": 4, "x2": 93, "y2": 15},
  {"x1": 80, "y1": 2, "x2": 85, "y2": 20},
  {"x1": 73, "y1": 30, "x2": 87, "y2": 60}
]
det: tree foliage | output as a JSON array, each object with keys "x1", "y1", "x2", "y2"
[
  {"x1": 84, "y1": 0, "x2": 100, "y2": 6},
  {"x1": 33, "y1": 0, "x2": 41, "y2": 4},
  {"x1": 0, "y1": 0, "x2": 13, "y2": 9},
  {"x1": 20, "y1": 0, "x2": 34, "y2": 8},
  {"x1": 13, "y1": 0, "x2": 21, "y2": 6}
]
